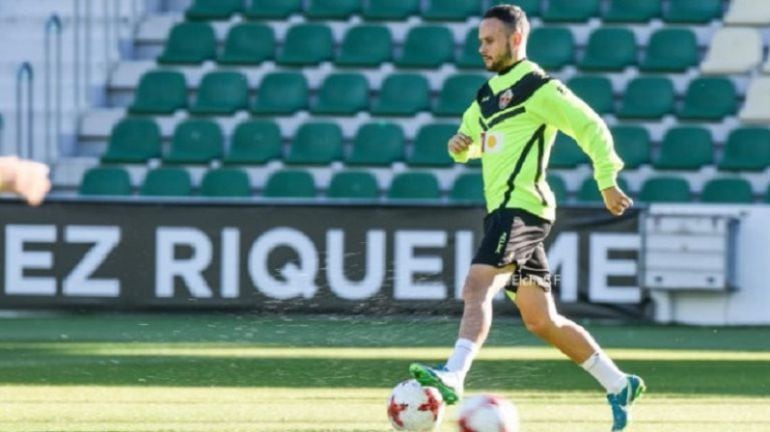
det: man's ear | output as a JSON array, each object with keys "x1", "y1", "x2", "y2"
[{"x1": 509, "y1": 31, "x2": 523, "y2": 51}]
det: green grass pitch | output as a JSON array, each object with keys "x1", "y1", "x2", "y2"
[{"x1": 0, "y1": 313, "x2": 768, "y2": 431}]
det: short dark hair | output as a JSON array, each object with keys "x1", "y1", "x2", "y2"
[{"x1": 483, "y1": 4, "x2": 530, "y2": 37}]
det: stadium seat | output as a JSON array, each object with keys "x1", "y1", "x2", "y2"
[
  {"x1": 186, "y1": 0, "x2": 243, "y2": 20},
  {"x1": 638, "y1": 177, "x2": 691, "y2": 203},
  {"x1": 547, "y1": 174, "x2": 568, "y2": 203},
  {"x1": 224, "y1": 120, "x2": 282, "y2": 165},
  {"x1": 396, "y1": 26, "x2": 454, "y2": 68},
  {"x1": 604, "y1": 0, "x2": 661, "y2": 22},
  {"x1": 528, "y1": 27, "x2": 575, "y2": 71},
  {"x1": 434, "y1": 74, "x2": 487, "y2": 117},
  {"x1": 739, "y1": 77, "x2": 770, "y2": 124},
  {"x1": 140, "y1": 168, "x2": 192, "y2": 197},
  {"x1": 665, "y1": 0, "x2": 722, "y2": 23},
  {"x1": 450, "y1": 172, "x2": 484, "y2": 204},
  {"x1": 549, "y1": 133, "x2": 589, "y2": 168},
  {"x1": 724, "y1": 0, "x2": 770, "y2": 25},
  {"x1": 641, "y1": 28, "x2": 698, "y2": 72},
  {"x1": 610, "y1": 125, "x2": 650, "y2": 169},
  {"x1": 347, "y1": 122, "x2": 405, "y2": 166},
  {"x1": 490, "y1": 0, "x2": 540, "y2": 17},
  {"x1": 567, "y1": 75, "x2": 614, "y2": 114},
  {"x1": 372, "y1": 73, "x2": 430, "y2": 116},
  {"x1": 286, "y1": 122, "x2": 343, "y2": 165},
  {"x1": 79, "y1": 167, "x2": 132, "y2": 196},
  {"x1": 244, "y1": 0, "x2": 301, "y2": 19},
  {"x1": 409, "y1": 123, "x2": 457, "y2": 167},
  {"x1": 305, "y1": 0, "x2": 360, "y2": 20},
  {"x1": 189, "y1": 71, "x2": 249, "y2": 116},
  {"x1": 218, "y1": 23, "x2": 275, "y2": 65},
  {"x1": 336, "y1": 25, "x2": 392, "y2": 67},
  {"x1": 311, "y1": 73, "x2": 369, "y2": 115},
  {"x1": 128, "y1": 70, "x2": 187, "y2": 115},
  {"x1": 164, "y1": 120, "x2": 224, "y2": 164},
  {"x1": 654, "y1": 127, "x2": 713, "y2": 170},
  {"x1": 327, "y1": 171, "x2": 380, "y2": 200},
  {"x1": 542, "y1": 0, "x2": 599, "y2": 22},
  {"x1": 101, "y1": 118, "x2": 161, "y2": 164},
  {"x1": 263, "y1": 170, "x2": 316, "y2": 198},
  {"x1": 701, "y1": 178, "x2": 754, "y2": 204},
  {"x1": 617, "y1": 77, "x2": 675, "y2": 119},
  {"x1": 252, "y1": 72, "x2": 308, "y2": 115},
  {"x1": 457, "y1": 29, "x2": 484, "y2": 70},
  {"x1": 579, "y1": 28, "x2": 636, "y2": 71},
  {"x1": 362, "y1": 0, "x2": 420, "y2": 20},
  {"x1": 577, "y1": 176, "x2": 630, "y2": 202},
  {"x1": 701, "y1": 28, "x2": 762, "y2": 74},
  {"x1": 277, "y1": 24, "x2": 334, "y2": 66},
  {"x1": 679, "y1": 77, "x2": 737, "y2": 121},
  {"x1": 157, "y1": 22, "x2": 216, "y2": 65},
  {"x1": 388, "y1": 172, "x2": 441, "y2": 201},
  {"x1": 200, "y1": 168, "x2": 252, "y2": 198},
  {"x1": 719, "y1": 127, "x2": 770, "y2": 172},
  {"x1": 422, "y1": 0, "x2": 482, "y2": 21}
]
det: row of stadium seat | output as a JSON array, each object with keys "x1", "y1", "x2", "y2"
[
  {"x1": 103, "y1": 117, "x2": 770, "y2": 172},
  {"x1": 182, "y1": 0, "x2": 724, "y2": 24},
  {"x1": 158, "y1": 21, "x2": 702, "y2": 73}
]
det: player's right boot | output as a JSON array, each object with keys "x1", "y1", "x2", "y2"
[
  {"x1": 408, "y1": 363, "x2": 463, "y2": 405},
  {"x1": 607, "y1": 374, "x2": 646, "y2": 431}
]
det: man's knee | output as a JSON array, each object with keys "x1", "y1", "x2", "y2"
[
  {"x1": 461, "y1": 265, "x2": 513, "y2": 304},
  {"x1": 521, "y1": 312, "x2": 553, "y2": 337}
]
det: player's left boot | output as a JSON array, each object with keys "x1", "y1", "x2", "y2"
[
  {"x1": 408, "y1": 363, "x2": 463, "y2": 405},
  {"x1": 607, "y1": 374, "x2": 646, "y2": 431}
]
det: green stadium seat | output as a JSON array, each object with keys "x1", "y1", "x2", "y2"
[
  {"x1": 244, "y1": 0, "x2": 301, "y2": 19},
  {"x1": 423, "y1": 0, "x2": 482, "y2": 21},
  {"x1": 719, "y1": 127, "x2": 770, "y2": 172},
  {"x1": 638, "y1": 177, "x2": 691, "y2": 203},
  {"x1": 186, "y1": 0, "x2": 243, "y2": 20},
  {"x1": 543, "y1": 0, "x2": 599, "y2": 22},
  {"x1": 224, "y1": 120, "x2": 282, "y2": 165},
  {"x1": 306, "y1": 0, "x2": 360, "y2": 20},
  {"x1": 79, "y1": 167, "x2": 132, "y2": 196},
  {"x1": 610, "y1": 125, "x2": 650, "y2": 169},
  {"x1": 457, "y1": 28, "x2": 484, "y2": 70},
  {"x1": 128, "y1": 70, "x2": 187, "y2": 115},
  {"x1": 347, "y1": 122, "x2": 405, "y2": 166},
  {"x1": 654, "y1": 127, "x2": 713, "y2": 170},
  {"x1": 286, "y1": 122, "x2": 343, "y2": 165},
  {"x1": 701, "y1": 178, "x2": 754, "y2": 204},
  {"x1": 140, "y1": 168, "x2": 192, "y2": 197},
  {"x1": 665, "y1": 0, "x2": 722, "y2": 23},
  {"x1": 327, "y1": 171, "x2": 380, "y2": 200},
  {"x1": 577, "y1": 176, "x2": 630, "y2": 202},
  {"x1": 164, "y1": 120, "x2": 224, "y2": 164},
  {"x1": 263, "y1": 170, "x2": 316, "y2": 198},
  {"x1": 604, "y1": 0, "x2": 661, "y2": 22},
  {"x1": 396, "y1": 26, "x2": 454, "y2": 68},
  {"x1": 567, "y1": 75, "x2": 613, "y2": 114},
  {"x1": 490, "y1": 0, "x2": 540, "y2": 17},
  {"x1": 679, "y1": 77, "x2": 737, "y2": 121},
  {"x1": 434, "y1": 74, "x2": 487, "y2": 117},
  {"x1": 200, "y1": 168, "x2": 252, "y2": 198},
  {"x1": 218, "y1": 23, "x2": 275, "y2": 65},
  {"x1": 528, "y1": 27, "x2": 575, "y2": 71},
  {"x1": 336, "y1": 25, "x2": 392, "y2": 67},
  {"x1": 640, "y1": 28, "x2": 698, "y2": 72},
  {"x1": 450, "y1": 172, "x2": 484, "y2": 204},
  {"x1": 277, "y1": 24, "x2": 334, "y2": 66},
  {"x1": 549, "y1": 133, "x2": 589, "y2": 168},
  {"x1": 157, "y1": 22, "x2": 216, "y2": 65},
  {"x1": 190, "y1": 71, "x2": 249, "y2": 116},
  {"x1": 372, "y1": 73, "x2": 430, "y2": 116},
  {"x1": 388, "y1": 172, "x2": 441, "y2": 201},
  {"x1": 409, "y1": 123, "x2": 456, "y2": 167},
  {"x1": 547, "y1": 174, "x2": 568, "y2": 203},
  {"x1": 617, "y1": 77, "x2": 675, "y2": 119},
  {"x1": 579, "y1": 28, "x2": 636, "y2": 71},
  {"x1": 311, "y1": 73, "x2": 369, "y2": 115},
  {"x1": 101, "y1": 118, "x2": 161, "y2": 164},
  {"x1": 362, "y1": 0, "x2": 420, "y2": 20},
  {"x1": 252, "y1": 72, "x2": 308, "y2": 115}
]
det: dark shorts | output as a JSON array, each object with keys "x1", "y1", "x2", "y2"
[{"x1": 472, "y1": 208, "x2": 553, "y2": 292}]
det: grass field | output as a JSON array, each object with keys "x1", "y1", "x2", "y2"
[{"x1": 0, "y1": 313, "x2": 768, "y2": 432}]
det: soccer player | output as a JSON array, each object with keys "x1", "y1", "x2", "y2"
[
  {"x1": 408, "y1": 4, "x2": 645, "y2": 431},
  {"x1": 0, "y1": 156, "x2": 51, "y2": 206}
]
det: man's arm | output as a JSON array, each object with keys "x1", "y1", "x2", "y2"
[
  {"x1": 0, "y1": 156, "x2": 52, "y2": 206},
  {"x1": 449, "y1": 102, "x2": 483, "y2": 163}
]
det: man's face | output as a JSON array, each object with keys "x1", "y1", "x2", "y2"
[{"x1": 478, "y1": 18, "x2": 518, "y2": 72}]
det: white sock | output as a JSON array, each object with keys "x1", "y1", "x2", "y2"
[
  {"x1": 581, "y1": 351, "x2": 628, "y2": 394},
  {"x1": 445, "y1": 338, "x2": 479, "y2": 379}
]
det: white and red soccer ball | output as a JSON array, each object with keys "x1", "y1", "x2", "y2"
[
  {"x1": 457, "y1": 394, "x2": 520, "y2": 432},
  {"x1": 387, "y1": 379, "x2": 446, "y2": 431}
]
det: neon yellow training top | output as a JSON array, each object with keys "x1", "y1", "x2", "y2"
[{"x1": 452, "y1": 59, "x2": 623, "y2": 221}]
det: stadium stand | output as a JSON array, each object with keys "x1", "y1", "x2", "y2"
[{"x1": 140, "y1": 168, "x2": 193, "y2": 197}]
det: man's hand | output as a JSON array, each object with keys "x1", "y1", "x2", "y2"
[
  {"x1": 601, "y1": 185, "x2": 633, "y2": 216},
  {"x1": 0, "y1": 156, "x2": 52, "y2": 206},
  {"x1": 448, "y1": 133, "x2": 473, "y2": 154}
]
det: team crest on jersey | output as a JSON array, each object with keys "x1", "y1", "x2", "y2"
[
  {"x1": 482, "y1": 131, "x2": 505, "y2": 154},
  {"x1": 498, "y1": 89, "x2": 514, "y2": 109}
]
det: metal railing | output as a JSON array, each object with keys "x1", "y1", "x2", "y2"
[
  {"x1": 15, "y1": 62, "x2": 34, "y2": 159},
  {"x1": 44, "y1": 14, "x2": 63, "y2": 162}
]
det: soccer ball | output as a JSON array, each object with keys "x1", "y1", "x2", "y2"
[
  {"x1": 387, "y1": 379, "x2": 445, "y2": 431},
  {"x1": 457, "y1": 394, "x2": 519, "y2": 432}
]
